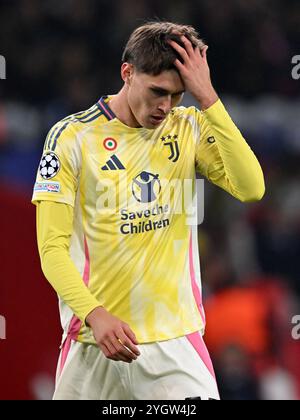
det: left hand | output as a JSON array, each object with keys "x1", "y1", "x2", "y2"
[{"x1": 168, "y1": 36, "x2": 219, "y2": 110}]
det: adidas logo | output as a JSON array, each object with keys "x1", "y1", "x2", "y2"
[{"x1": 101, "y1": 154, "x2": 125, "y2": 171}]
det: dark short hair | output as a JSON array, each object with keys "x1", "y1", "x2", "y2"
[{"x1": 122, "y1": 21, "x2": 205, "y2": 75}]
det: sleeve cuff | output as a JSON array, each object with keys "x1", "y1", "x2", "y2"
[
  {"x1": 202, "y1": 99, "x2": 227, "y2": 118},
  {"x1": 82, "y1": 300, "x2": 104, "y2": 327}
]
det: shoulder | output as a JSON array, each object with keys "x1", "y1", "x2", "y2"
[
  {"x1": 170, "y1": 105, "x2": 203, "y2": 124},
  {"x1": 44, "y1": 103, "x2": 108, "y2": 151}
]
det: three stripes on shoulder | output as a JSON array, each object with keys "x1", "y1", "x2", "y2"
[{"x1": 44, "y1": 105, "x2": 103, "y2": 152}]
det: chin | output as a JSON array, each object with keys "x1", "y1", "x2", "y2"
[
  {"x1": 145, "y1": 119, "x2": 164, "y2": 130},
  {"x1": 144, "y1": 123, "x2": 157, "y2": 130},
  {"x1": 138, "y1": 120, "x2": 155, "y2": 130}
]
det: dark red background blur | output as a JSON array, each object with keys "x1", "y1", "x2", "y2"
[{"x1": 0, "y1": 186, "x2": 60, "y2": 399}]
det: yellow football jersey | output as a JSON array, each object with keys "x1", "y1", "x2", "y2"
[{"x1": 32, "y1": 96, "x2": 264, "y2": 344}]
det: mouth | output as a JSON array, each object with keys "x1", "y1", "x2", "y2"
[{"x1": 150, "y1": 115, "x2": 165, "y2": 125}]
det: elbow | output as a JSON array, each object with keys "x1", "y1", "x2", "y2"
[
  {"x1": 40, "y1": 248, "x2": 52, "y2": 278},
  {"x1": 239, "y1": 182, "x2": 266, "y2": 203},
  {"x1": 39, "y1": 244, "x2": 63, "y2": 278},
  {"x1": 242, "y1": 167, "x2": 266, "y2": 203}
]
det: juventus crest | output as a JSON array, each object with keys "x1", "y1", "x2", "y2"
[{"x1": 161, "y1": 134, "x2": 180, "y2": 163}]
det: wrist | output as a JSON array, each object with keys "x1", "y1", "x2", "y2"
[
  {"x1": 86, "y1": 306, "x2": 106, "y2": 327},
  {"x1": 195, "y1": 88, "x2": 219, "y2": 111}
]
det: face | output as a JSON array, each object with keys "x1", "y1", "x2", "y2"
[{"x1": 123, "y1": 64, "x2": 185, "y2": 129}]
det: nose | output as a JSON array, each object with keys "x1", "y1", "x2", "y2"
[{"x1": 158, "y1": 96, "x2": 172, "y2": 115}]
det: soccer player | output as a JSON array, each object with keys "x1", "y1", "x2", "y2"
[{"x1": 32, "y1": 21, "x2": 265, "y2": 400}]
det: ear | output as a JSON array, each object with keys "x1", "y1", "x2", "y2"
[{"x1": 121, "y1": 63, "x2": 134, "y2": 85}]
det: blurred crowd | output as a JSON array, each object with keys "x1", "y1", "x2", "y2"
[
  {"x1": 0, "y1": 0, "x2": 299, "y2": 103},
  {"x1": 0, "y1": 0, "x2": 299, "y2": 400}
]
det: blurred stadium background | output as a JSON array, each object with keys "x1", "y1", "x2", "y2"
[{"x1": 0, "y1": 0, "x2": 300, "y2": 400}]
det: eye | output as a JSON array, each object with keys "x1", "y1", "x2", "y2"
[{"x1": 150, "y1": 88, "x2": 166, "y2": 97}]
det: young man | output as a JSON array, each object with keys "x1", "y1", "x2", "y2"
[{"x1": 32, "y1": 21, "x2": 265, "y2": 400}]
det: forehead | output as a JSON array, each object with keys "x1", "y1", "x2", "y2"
[{"x1": 135, "y1": 69, "x2": 184, "y2": 93}]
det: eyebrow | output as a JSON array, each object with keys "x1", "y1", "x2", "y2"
[{"x1": 150, "y1": 86, "x2": 185, "y2": 96}]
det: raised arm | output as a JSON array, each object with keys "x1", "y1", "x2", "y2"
[
  {"x1": 168, "y1": 35, "x2": 265, "y2": 202},
  {"x1": 196, "y1": 101, "x2": 265, "y2": 202}
]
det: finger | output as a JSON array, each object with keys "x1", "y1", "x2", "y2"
[
  {"x1": 167, "y1": 39, "x2": 189, "y2": 63},
  {"x1": 114, "y1": 338, "x2": 137, "y2": 362},
  {"x1": 201, "y1": 46, "x2": 209, "y2": 62},
  {"x1": 194, "y1": 45, "x2": 202, "y2": 58},
  {"x1": 101, "y1": 343, "x2": 119, "y2": 361},
  {"x1": 118, "y1": 331, "x2": 140, "y2": 357},
  {"x1": 174, "y1": 58, "x2": 185, "y2": 73},
  {"x1": 116, "y1": 352, "x2": 133, "y2": 363},
  {"x1": 115, "y1": 335, "x2": 138, "y2": 359},
  {"x1": 123, "y1": 324, "x2": 140, "y2": 347},
  {"x1": 105, "y1": 339, "x2": 132, "y2": 363},
  {"x1": 180, "y1": 35, "x2": 195, "y2": 57}
]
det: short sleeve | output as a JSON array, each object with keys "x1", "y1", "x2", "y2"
[{"x1": 32, "y1": 120, "x2": 81, "y2": 207}]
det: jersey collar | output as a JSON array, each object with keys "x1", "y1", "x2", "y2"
[{"x1": 97, "y1": 96, "x2": 116, "y2": 121}]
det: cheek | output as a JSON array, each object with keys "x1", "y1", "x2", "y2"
[
  {"x1": 128, "y1": 90, "x2": 141, "y2": 114},
  {"x1": 143, "y1": 97, "x2": 154, "y2": 113},
  {"x1": 135, "y1": 94, "x2": 152, "y2": 116},
  {"x1": 128, "y1": 85, "x2": 155, "y2": 119},
  {"x1": 128, "y1": 91, "x2": 149, "y2": 124}
]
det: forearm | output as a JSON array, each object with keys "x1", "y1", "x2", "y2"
[
  {"x1": 40, "y1": 243, "x2": 101, "y2": 323},
  {"x1": 36, "y1": 201, "x2": 101, "y2": 323},
  {"x1": 203, "y1": 100, "x2": 265, "y2": 202}
]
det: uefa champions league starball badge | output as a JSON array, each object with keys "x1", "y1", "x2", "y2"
[{"x1": 39, "y1": 152, "x2": 61, "y2": 179}]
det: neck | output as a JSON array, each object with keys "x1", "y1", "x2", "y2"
[{"x1": 108, "y1": 86, "x2": 141, "y2": 128}]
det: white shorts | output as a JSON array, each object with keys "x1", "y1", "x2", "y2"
[{"x1": 53, "y1": 331, "x2": 220, "y2": 400}]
